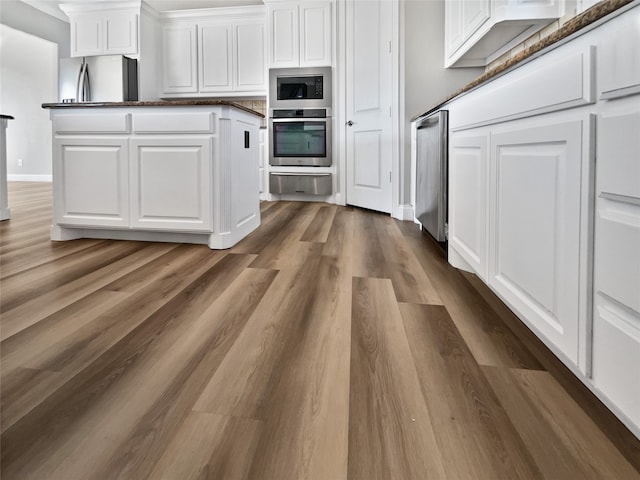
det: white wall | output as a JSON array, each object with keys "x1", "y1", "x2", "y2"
[
  {"x1": 0, "y1": 25, "x2": 57, "y2": 178},
  {"x1": 401, "y1": 0, "x2": 483, "y2": 205},
  {"x1": 0, "y1": 0, "x2": 70, "y2": 58}
]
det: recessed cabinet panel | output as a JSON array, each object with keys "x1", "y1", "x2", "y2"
[
  {"x1": 200, "y1": 23, "x2": 233, "y2": 92},
  {"x1": 71, "y1": 14, "x2": 102, "y2": 57},
  {"x1": 54, "y1": 137, "x2": 129, "y2": 227},
  {"x1": 489, "y1": 120, "x2": 584, "y2": 364},
  {"x1": 104, "y1": 12, "x2": 138, "y2": 54},
  {"x1": 130, "y1": 138, "x2": 212, "y2": 232},
  {"x1": 270, "y1": 6, "x2": 299, "y2": 66},
  {"x1": 592, "y1": 297, "x2": 640, "y2": 429},
  {"x1": 598, "y1": 7, "x2": 640, "y2": 99},
  {"x1": 448, "y1": 132, "x2": 489, "y2": 279},
  {"x1": 235, "y1": 22, "x2": 266, "y2": 91},
  {"x1": 300, "y1": 2, "x2": 331, "y2": 66},
  {"x1": 597, "y1": 110, "x2": 640, "y2": 199},
  {"x1": 162, "y1": 24, "x2": 198, "y2": 94}
]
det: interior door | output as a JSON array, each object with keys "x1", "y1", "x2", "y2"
[{"x1": 345, "y1": 0, "x2": 393, "y2": 214}]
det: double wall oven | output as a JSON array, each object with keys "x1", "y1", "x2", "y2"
[{"x1": 268, "y1": 67, "x2": 332, "y2": 195}]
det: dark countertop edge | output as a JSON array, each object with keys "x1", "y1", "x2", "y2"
[
  {"x1": 0, "y1": 115, "x2": 14, "y2": 120},
  {"x1": 412, "y1": 0, "x2": 637, "y2": 122},
  {"x1": 41, "y1": 100, "x2": 265, "y2": 118}
]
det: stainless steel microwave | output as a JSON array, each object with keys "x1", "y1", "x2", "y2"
[{"x1": 269, "y1": 67, "x2": 332, "y2": 111}]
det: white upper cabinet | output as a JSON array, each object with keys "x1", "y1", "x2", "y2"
[
  {"x1": 162, "y1": 23, "x2": 198, "y2": 94},
  {"x1": 444, "y1": 0, "x2": 564, "y2": 68},
  {"x1": 266, "y1": 0, "x2": 332, "y2": 67},
  {"x1": 61, "y1": 3, "x2": 139, "y2": 57},
  {"x1": 160, "y1": 6, "x2": 266, "y2": 97}
]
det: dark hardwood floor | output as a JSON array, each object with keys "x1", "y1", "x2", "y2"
[{"x1": 1, "y1": 182, "x2": 639, "y2": 479}]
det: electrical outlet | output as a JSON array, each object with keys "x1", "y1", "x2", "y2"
[{"x1": 17, "y1": 158, "x2": 23, "y2": 167}]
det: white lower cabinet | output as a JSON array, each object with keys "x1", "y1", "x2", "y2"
[
  {"x1": 445, "y1": 3, "x2": 640, "y2": 439},
  {"x1": 488, "y1": 119, "x2": 586, "y2": 365},
  {"x1": 54, "y1": 136, "x2": 129, "y2": 228},
  {"x1": 592, "y1": 99, "x2": 640, "y2": 429},
  {"x1": 448, "y1": 131, "x2": 489, "y2": 280},
  {"x1": 49, "y1": 106, "x2": 262, "y2": 250},
  {"x1": 130, "y1": 137, "x2": 212, "y2": 231}
]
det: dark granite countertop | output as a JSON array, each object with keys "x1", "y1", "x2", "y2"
[
  {"x1": 41, "y1": 99, "x2": 265, "y2": 118},
  {"x1": 0, "y1": 115, "x2": 14, "y2": 120},
  {"x1": 412, "y1": 0, "x2": 637, "y2": 121}
]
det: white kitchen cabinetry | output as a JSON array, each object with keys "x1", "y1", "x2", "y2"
[
  {"x1": 160, "y1": 7, "x2": 266, "y2": 97},
  {"x1": 445, "y1": 3, "x2": 640, "y2": 438},
  {"x1": 54, "y1": 136, "x2": 130, "y2": 228},
  {"x1": 266, "y1": 0, "x2": 332, "y2": 67},
  {"x1": 444, "y1": 0, "x2": 564, "y2": 68},
  {"x1": 130, "y1": 137, "x2": 212, "y2": 231},
  {"x1": 48, "y1": 105, "x2": 261, "y2": 249},
  {"x1": 162, "y1": 23, "x2": 198, "y2": 94},
  {"x1": 448, "y1": 130, "x2": 489, "y2": 280},
  {"x1": 592, "y1": 102, "x2": 640, "y2": 431},
  {"x1": 61, "y1": 3, "x2": 139, "y2": 57},
  {"x1": 489, "y1": 119, "x2": 586, "y2": 365}
]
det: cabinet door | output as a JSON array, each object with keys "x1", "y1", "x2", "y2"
[
  {"x1": 199, "y1": 23, "x2": 233, "y2": 92},
  {"x1": 448, "y1": 131, "x2": 489, "y2": 280},
  {"x1": 445, "y1": 0, "x2": 464, "y2": 57},
  {"x1": 235, "y1": 21, "x2": 266, "y2": 91},
  {"x1": 104, "y1": 12, "x2": 138, "y2": 55},
  {"x1": 462, "y1": 0, "x2": 490, "y2": 40},
  {"x1": 268, "y1": 3, "x2": 299, "y2": 67},
  {"x1": 130, "y1": 137, "x2": 212, "y2": 232},
  {"x1": 162, "y1": 24, "x2": 198, "y2": 94},
  {"x1": 488, "y1": 119, "x2": 586, "y2": 364},
  {"x1": 299, "y1": 1, "x2": 331, "y2": 67},
  {"x1": 53, "y1": 136, "x2": 129, "y2": 227},
  {"x1": 592, "y1": 103, "x2": 640, "y2": 427},
  {"x1": 70, "y1": 13, "x2": 103, "y2": 57}
]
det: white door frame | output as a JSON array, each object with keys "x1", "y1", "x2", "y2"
[{"x1": 335, "y1": 0, "x2": 403, "y2": 219}]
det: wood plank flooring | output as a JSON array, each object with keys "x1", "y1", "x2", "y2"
[{"x1": 1, "y1": 182, "x2": 639, "y2": 479}]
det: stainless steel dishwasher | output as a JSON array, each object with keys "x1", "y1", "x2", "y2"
[{"x1": 415, "y1": 110, "x2": 448, "y2": 243}]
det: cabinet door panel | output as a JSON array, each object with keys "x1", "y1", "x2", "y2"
[
  {"x1": 269, "y1": 4, "x2": 299, "y2": 67},
  {"x1": 130, "y1": 138, "x2": 212, "y2": 232},
  {"x1": 162, "y1": 24, "x2": 198, "y2": 94},
  {"x1": 489, "y1": 120, "x2": 585, "y2": 364},
  {"x1": 300, "y1": 2, "x2": 331, "y2": 66},
  {"x1": 54, "y1": 137, "x2": 129, "y2": 227},
  {"x1": 104, "y1": 12, "x2": 138, "y2": 54},
  {"x1": 448, "y1": 132, "x2": 488, "y2": 279},
  {"x1": 235, "y1": 22, "x2": 266, "y2": 91},
  {"x1": 200, "y1": 23, "x2": 233, "y2": 92},
  {"x1": 462, "y1": 0, "x2": 490, "y2": 40},
  {"x1": 71, "y1": 14, "x2": 102, "y2": 57}
]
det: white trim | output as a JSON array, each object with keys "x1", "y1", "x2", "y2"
[
  {"x1": 159, "y1": 5, "x2": 265, "y2": 21},
  {"x1": 397, "y1": 203, "x2": 414, "y2": 222},
  {"x1": 8, "y1": 174, "x2": 52, "y2": 182},
  {"x1": 390, "y1": 0, "x2": 401, "y2": 221}
]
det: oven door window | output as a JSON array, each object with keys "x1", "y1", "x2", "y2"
[{"x1": 273, "y1": 122, "x2": 326, "y2": 157}]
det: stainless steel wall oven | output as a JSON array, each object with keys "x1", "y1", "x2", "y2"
[
  {"x1": 269, "y1": 109, "x2": 331, "y2": 166},
  {"x1": 269, "y1": 67, "x2": 332, "y2": 168}
]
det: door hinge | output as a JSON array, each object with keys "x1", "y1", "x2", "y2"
[
  {"x1": 389, "y1": 171, "x2": 392, "y2": 182},
  {"x1": 388, "y1": 40, "x2": 392, "y2": 53}
]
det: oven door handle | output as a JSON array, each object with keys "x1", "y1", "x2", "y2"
[{"x1": 270, "y1": 117, "x2": 328, "y2": 123}]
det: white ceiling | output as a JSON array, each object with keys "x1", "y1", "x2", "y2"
[{"x1": 22, "y1": 0, "x2": 264, "y2": 22}]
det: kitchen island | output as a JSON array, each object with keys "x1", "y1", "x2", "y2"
[{"x1": 42, "y1": 100, "x2": 263, "y2": 249}]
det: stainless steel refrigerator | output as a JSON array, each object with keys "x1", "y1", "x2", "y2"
[
  {"x1": 59, "y1": 55, "x2": 138, "y2": 103},
  {"x1": 415, "y1": 110, "x2": 448, "y2": 243}
]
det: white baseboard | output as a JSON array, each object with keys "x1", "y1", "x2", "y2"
[
  {"x1": 394, "y1": 203, "x2": 414, "y2": 221},
  {"x1": 8, "y1": 174, "x2": 52, "y2": 182}
]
